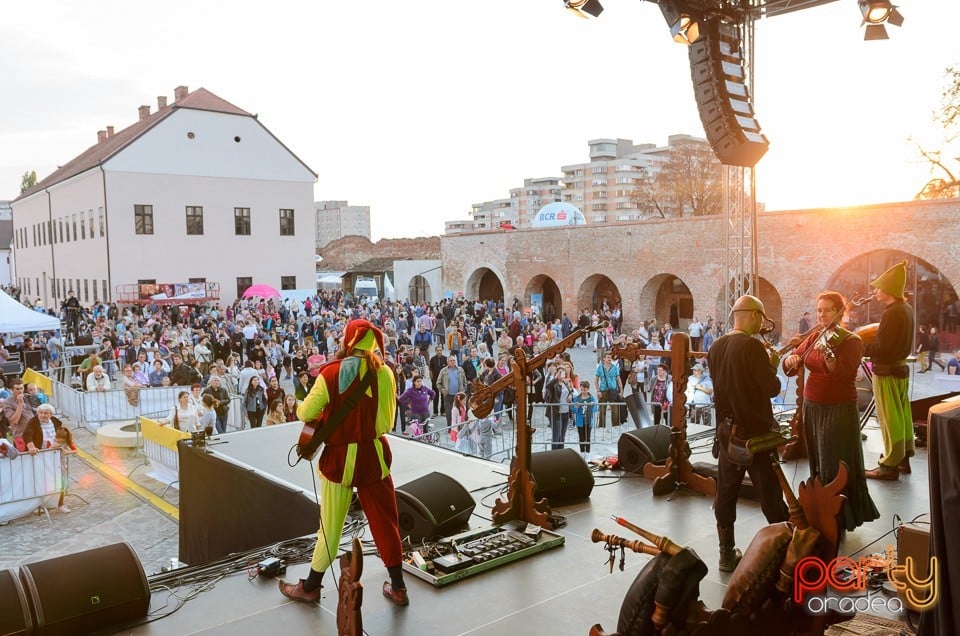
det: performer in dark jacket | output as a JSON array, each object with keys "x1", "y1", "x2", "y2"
[
  {"x1": 708, "y1": 295, "x2": 789, "y2": 572},
  {"x1": 862, "y1": 261, "x2": 915, "y2": 480}
]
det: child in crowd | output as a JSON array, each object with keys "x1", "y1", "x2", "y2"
[
  {"x1": 52, "y1": 427, "x2": 77, "y2": 513},
  {"x1": 572, "y1": 381, "x2": 597, "y2": 458}
]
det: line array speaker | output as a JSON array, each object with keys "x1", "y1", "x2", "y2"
[
  {"x1": 688, "y1": 17, "x2": 768, "y2": 168},
  {"x1": 19, "y1": 542, "x2": 150, "y2": 636},
  {"x1": 395, "y1": 471, "x2": 476, "y2": 542}
]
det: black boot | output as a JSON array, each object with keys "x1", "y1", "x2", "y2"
[{"x1": 717, "y1": 525, "x2": 742, "y2": 573}]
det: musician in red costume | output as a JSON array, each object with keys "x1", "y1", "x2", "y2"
[{"x1": 279, "y1": 319, "x2": 409, "y2": 606}]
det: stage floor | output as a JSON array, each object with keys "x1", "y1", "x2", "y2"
[{"x1": 130, "y1": 425, "x2": 930, "y2": 635}]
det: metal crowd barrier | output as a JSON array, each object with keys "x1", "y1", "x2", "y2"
[{"x1": 0, "y1": 448, "x2": 67, "y2": 523}]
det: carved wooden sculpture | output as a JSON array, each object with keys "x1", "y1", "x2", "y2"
[
  {"x1": 470, "y1": 323, "x2": 608, "y2": 527},
  {"x1": 336, "y1": 537, "x2": 364, "y2": 636},
  {"x1": 610, "y1": 332, "x2": 715, "y2": 497}
]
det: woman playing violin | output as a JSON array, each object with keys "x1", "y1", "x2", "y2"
[{"x1": 782, "y1": 291, "x2": 879, "y2": 532}]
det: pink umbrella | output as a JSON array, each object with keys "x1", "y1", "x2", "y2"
[{"x1": 241, "y1": 284, "x2": 281, "y2": 299}]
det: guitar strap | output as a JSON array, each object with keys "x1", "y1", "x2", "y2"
[{"x1": 315, "y1": 367, "x2": 378, "y2": 441}]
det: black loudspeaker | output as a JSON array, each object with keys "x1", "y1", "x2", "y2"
[
  {"x1": 688, "y1": 17, "x2": 768, "y2": 168},
  {"x1": 19, "y1": 542, "x2": 150, "y2": 636},
  {"x1": 520, "y1": 448, "x2": 594, "y2": 504},
  {"x1": 0, "y1": 568, "x2": 32, "y2": 636},
  {"x1": 619, "y1": 426, "x2": 673, "y2": 474},
  {"x1": 396, "y1": 472, "x2": 476, "y2": 542}
]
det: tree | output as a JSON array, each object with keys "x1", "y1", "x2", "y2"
[
  {"x1": 20, "y1": 170, "x2": 37, "y2": 194},
  {"x1": 630, "y1": 139, "x2": 723, "y2": 218},
  {"x1": 915, "y1": 65, "x2": 960, "y2": 200}
]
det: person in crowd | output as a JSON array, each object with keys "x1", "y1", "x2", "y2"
[
  {"x1": 428, "y1": 345, "x2": 446, "y2": 418},
  {"x1": 279, "y1": 319, "x2": 409, "y2": 607},
  {"x1": 862, "y1": 261, "x2": 915, "y2": 480},
  {"x1": 437, "y1": 356, "x2": 467, "y2": 429},
  {"x1": 77, "y1": 350, "x2": 102, "y2": 389},
  {"x1": 187, "y1": 383, "x2": 205, "y2": 411},
  {"x1": 294, "y1": 370, "x2": 312, "y2": 401},
  {"x1": 244, "y1": 375, "x2": 267, "y2": 429},
  {"x1": 782, "y1": 291, "x2": 880, "y2": 531},
  {"x1": 923, "y1": 326, "x2": 946, "y2": 372},
  {"x1": 545, "y1": 366, "x2": 573, "y2": 451},
  {"x1": 198, "y1": 394, "x2": 217, "y2": 436},
  {"x1": 282, "y1": 393, "x2": 299, "y2": 422},
  {"x1": 265, "y1": 398, "x2": 288, "y2": 426},
  {"x1": 948, "y1": 349, "x2": 960, "y2": 375},
  {"x1": 266, "y1": 375, "x2": 286, "y2": 407},
  {"x1": 708, "y1": 294, "x2": 789, "y2": 573},
  {"x1": 452, "y1": 392, "x2": 479, "y2": 454},
  {"x1": 686, "y1": 364, "x2": 713, "y2": 427},
  {"x1": 160, "y1": 390, "x2": 201, "y2": 431},
  {"x1": 915, "y1": 325, "x2": 930, "y2": 373},
  {"x1": 237, "y1": 360, "x2": 259, "y2": 395},
  {"x1": 202, "y1": 375, "x2": 231, "y2": 435},
  {"x1": 397, "y1": 375, "x2": 435, "y2": 433},
  {"x1": 572, "y1": 380, "x2": 597, "y2": 457},
  {"x1": 86, "y1": 365, "x2": 112, "y2": 392},
  {"x1": 23, "y1": 405, "x2": 74, "y2": 513},
  {"x1": 595, "y1": 352, "x2": 622, "y2": 428},
  {"x1": 131, "y1": 362, "x2": 150, "y2": 386},
  {"x1": 149, "y1": 359, "x2": 168, "y2": 387},
  {"x1": 121, "y1": 364, "x2": 144, "y2": 406}
]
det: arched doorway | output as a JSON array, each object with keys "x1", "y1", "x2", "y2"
[
  {"x1": 828, "y1": 250, "x2": 959, "y2": 332},
  {"x1": 577, "y1": 274, "x2": 622, "y2": 315},
  {"x1": 465, "y1": 267, "x2": 505, "y2": 303},
  {"x1": 408, "y1": 275, "x2": 431, "y2": 304},
  {"x1": 525, "y1": 274, "x2": 562, "y2": 324},
  {"x1": 651, "y1": 275, "x2": 693, "y2": 330},
  {"x1": 716, "y1": 277, "x2": 783, "y2": 340}
]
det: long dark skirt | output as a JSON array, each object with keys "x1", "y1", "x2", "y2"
[{"x1": 803, "y1": 400, "x2": 881, "y2": 532}]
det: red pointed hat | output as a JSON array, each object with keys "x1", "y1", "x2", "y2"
[{"x1": 343, "y1": 319, "x2": 384, "y2": 355}]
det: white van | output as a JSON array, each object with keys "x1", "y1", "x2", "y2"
[{"x1": 353, "y1": 277, "x2": 379, "y2": 302}]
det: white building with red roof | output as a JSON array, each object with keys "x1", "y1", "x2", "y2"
[{"x1": 11, "y1": 85, "x2": 317, "y2": 307}]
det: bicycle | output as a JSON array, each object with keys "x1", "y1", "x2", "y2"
[{"x1": 407, "y1": 417, "x2": 439, "y2": 445}]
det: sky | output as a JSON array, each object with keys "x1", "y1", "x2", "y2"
[{"x1": 1, "y1": 1, "x2": 957, "y2": 241}]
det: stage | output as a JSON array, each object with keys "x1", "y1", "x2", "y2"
[{"x1": 126, "y1": 423, "x2": 929, "y2": 635}]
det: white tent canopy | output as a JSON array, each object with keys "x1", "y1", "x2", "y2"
[{"x1": 0, "y1": 290, "x2": 61, "y2": 333}]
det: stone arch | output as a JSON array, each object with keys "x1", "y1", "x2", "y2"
[
  {"x1": 638, "y1": 274, "x2": 694, "y2": 329},
  {"x1": 827, "y1": 249, "x2": 959, "y2": 332},
  {"x1": 714, "y1": 277, "x2": 783, "y2": 340},
  {"x1": 465, "y1": 267, "x2": 505, "y2": 303},
  {"x1": 576, "y1": 274, "x2": 622, "y2": 315},
  {"x1": 524, "y1": 274, "x2": 562, "y2": 324},
  {"x1": 407, "y1": 275, "x2": 431, "y2": 304}
]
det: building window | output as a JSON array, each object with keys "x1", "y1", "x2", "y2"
[
  {"x1": 102, "y1": 280, "x2": 108, "y2": 303},
  {"x1": 186, "y1": 206, "x2": 204, "y2": 235},
  {"x1": 41, "y1": 223, "x2": 47, "y2": 245},
  {"x1": 59, "y1": 219, "x2": 64, "y2": 242},
  {"x1": 88, "y1": 210, "x2": 94, "y2": 239},
  {"x1": 189, "y1": 277, "x2": 206, "y2": 284},
  {"x1": 279, "y1": 209, "x2": 295, "y2": 235},
  {"x1": 280, "y1": 276, "x2": 296, "y2": 290},
  {"x1": 99, "y1": 207, "x2": 105, "y2": 237},
  {"x1": 83, "y1": 279, "x2": 89, "y2": 302},
  {"x1": 237, "y1": 277, "x2": 253, "y2": 299},
  {"x1": 80, "y1": 214, "x2": 86, "y2": 239},
  {"x1": 134, "y1": 205, "x2": 154, "y2": 235},
  {"x1": 234, "y1": 207, "x2": 251, "y2": 235}
]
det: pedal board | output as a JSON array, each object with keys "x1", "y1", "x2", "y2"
[{"x1": 402, "y1": 521, "x2": 564, "y2": 587}]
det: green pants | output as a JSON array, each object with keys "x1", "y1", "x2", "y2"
[{"x1": 872, "y1": 374, "x2": 913, "y2": 467}]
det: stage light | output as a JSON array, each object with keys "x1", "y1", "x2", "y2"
[
  {"x1": 659, "y1": 1, "x2": 702, "y2": 45},
  {"x1": 564, "y1": 0, "x2": 604, "y2": 19},
  {"x1": 859, "y1": 1, "x2": 903, "y2": 40}
]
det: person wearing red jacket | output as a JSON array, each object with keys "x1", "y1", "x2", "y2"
[{"x1": 279, "y1": 319, "x2": 409, "y2": 607}]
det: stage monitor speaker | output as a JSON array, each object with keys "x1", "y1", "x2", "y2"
[
  {"x1": 619, "y1": 425, "x2": 673, "y2": 474},
  {"x1": 396, "y1": 472, "x2": 476, "y2": 542},
  {"x1": 688, "y1": 17, "x2": 768, "y2": 168},
  {"x1": 19, "y1": 542, "x2": 150, "y2": 636},
  {"x1": 518, "y1": 448, "x2": 594, "y2": 504},
  {"x1": 0, "y1": 568, "x2": 32, "y2": 636},
  {"x1": 897, "y1": 522, "x2": 932, "y2": 612}
]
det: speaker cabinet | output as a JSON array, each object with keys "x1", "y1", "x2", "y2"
[
  {"x1": 897, "y1": 523, "x2": 932, "y2": 612},
  {"x1": 619, "y1": 426, "x2": 673, "y2": 474},
  {"x1": 688, "y1": 17, "x2": 768, "y2": 168},
  {"x1": 396, "y1": 472, "x2": 476, "y2": 542},
  {"x1": 518, "y1": 448, "x2": 595, "y2": 504},
  {"x1": 19, "y1": 542, "x2": 150, "y2": 636},
  {"x1": 0, "y1": 568, "x2": 32, "y2": 636}
]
